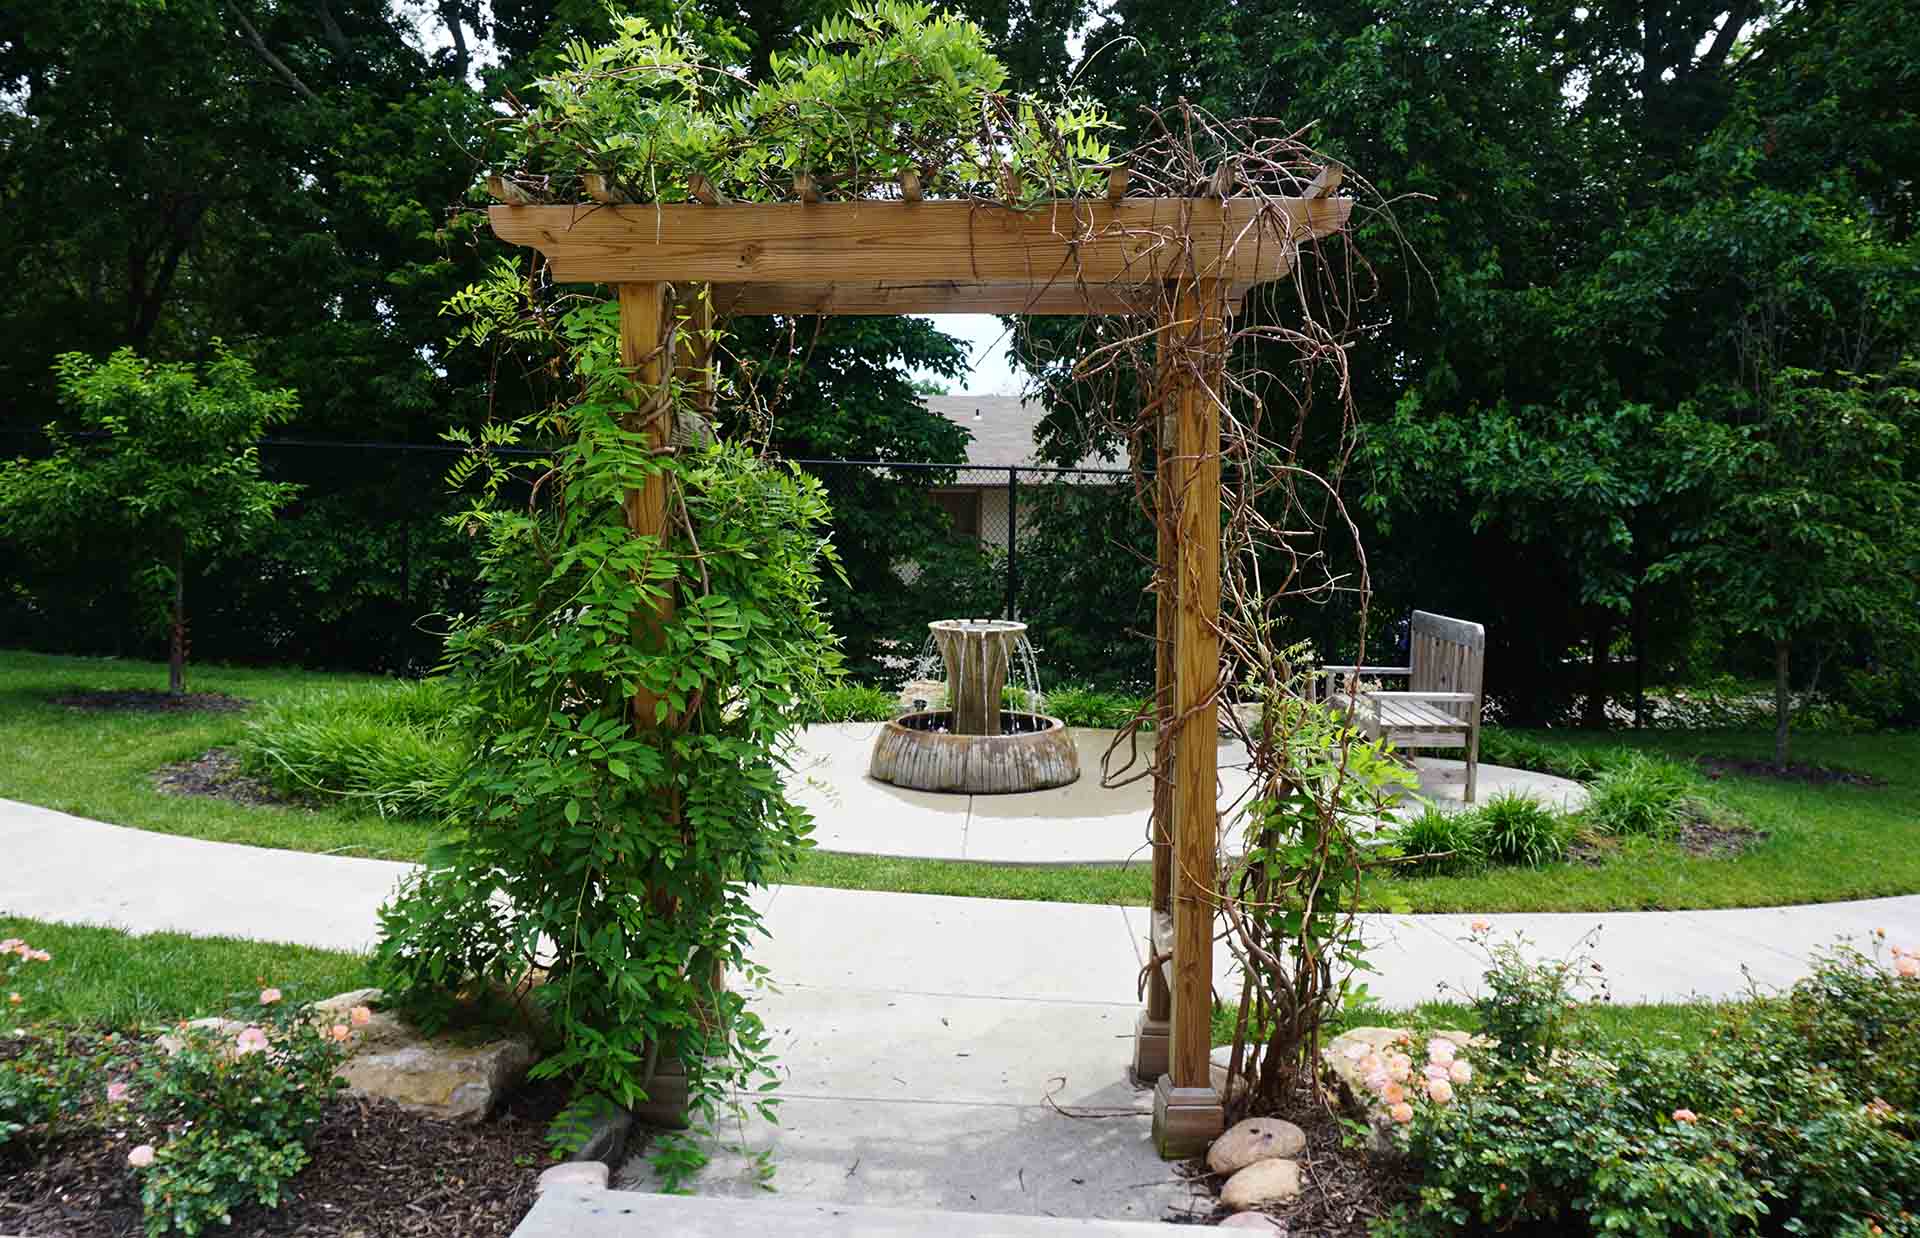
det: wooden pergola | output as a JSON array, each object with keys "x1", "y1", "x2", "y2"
[{"x1": 488, "y1": 184, "x2": 1351, "y2": 1157}]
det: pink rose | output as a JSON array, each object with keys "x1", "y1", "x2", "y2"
[
  {"x1": 27, "y1": 950, "x2": 49, "y2": 963},
  {"x1": 1359, "y1": 1053, "x2": 1385, "y2": 1076},
  {"x1": 1672, "y1": 1108, "x2": 1698, "y2": 1124},
  {"x1": 1387, "y1": 1057, "x2": 1412, "y2": 1083},
  {"x1": 106, "y1": 1082, "x2": 130, "y2": 1104},
  {"x1": 1381, "y1": 1081, "x2": 1406, "y2": 1105},
  {"x1": 1366, "y1": 1069, "x2": 1391, "y2": 1093},
  {"x1": 1428, "y1": 1039, "x2": 1458, "y2": 1065},
  {"x1": 1896, "y1": 956, "x2": 1919, "y2": 979},
  {"x1": 234, "y1": 1026, "x2": 270, "y2": 1057},
  {"x1": 1425, "y1": 1063, "x2": 1452, "y2": 1083},
  {"x1": 349, "y1": 1005, "x2": 372, "y2": 1027},
  {"x1": 330, "y1": 1024, "x2": 351, "y2": 1042},
  {"x1": 1470, "y1": 919, "x2": 1490, "y2": 933},
  {"x1": 1389, "y1": 1102, "x2": 1415, "y2": 1124},
  {"x1": 0, "y1": 939, "x2": 21, "y2": 954},
  {"x1": 1449, "y1": 1059, "x2": 1473, "y2": 1085},
  {"x1": 259, "y1": 988, "x2": 282, "y2": 1005},
  {"x1": 127, "y1": 1144, "x2": 156, "y2": 1168},
  {"x1": 1427, "y1": 1077, "x2": 1455, "y2": 1105}
]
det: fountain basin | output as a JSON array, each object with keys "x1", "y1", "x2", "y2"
[{"x1": 869, "y1": 710, "x2": 1081, "y2": 794}]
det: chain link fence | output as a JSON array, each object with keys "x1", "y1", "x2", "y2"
[{"x1": 0, "y1": 434, "x2": 1157, "y2": 687}]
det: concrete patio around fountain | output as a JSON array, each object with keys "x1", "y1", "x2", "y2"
[{"x1": 785, "y1": 722, "x2": 1587, "y2": 865}]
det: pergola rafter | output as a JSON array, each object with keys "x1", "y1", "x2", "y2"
[{"x1": 486, "y1": 185, "x2": 1353, "y2": 1158}]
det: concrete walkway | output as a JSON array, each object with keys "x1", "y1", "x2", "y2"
[
  {"x1": 6, "y1": 798, "x2": 1919, "y2": 1221},
  {"x1": 788, "y1": 724, "x2": 1587, "y2": 865}
]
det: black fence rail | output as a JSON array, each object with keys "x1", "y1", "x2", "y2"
[{"x1": 0, "y1": 433, "x2": 1156, "y2": 686}]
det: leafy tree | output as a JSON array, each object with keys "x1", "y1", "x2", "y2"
[{"x1": 0, "y1": 349, "x2": 299, "y2": 694}]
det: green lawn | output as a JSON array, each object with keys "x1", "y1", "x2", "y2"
[
  {"x1": 2, "y1": 915, "x2": 369, "y2": 1028},
  {"x1": 3, "y1": 649, "x2": 1917, "y2": 914},
  {"x1": 0, "y1": 650, "x2": 435, "y2": 860}
]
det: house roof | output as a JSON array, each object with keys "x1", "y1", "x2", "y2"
[{"x1": 924, "y1": 394, "x2": 1126, "y2": 474}]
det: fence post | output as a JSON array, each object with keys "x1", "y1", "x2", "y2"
[{"x1": 1005, "y1": 466, "x2": 1018, "y2": 619}]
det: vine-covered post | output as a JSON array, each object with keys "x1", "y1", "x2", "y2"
[
  {"x1": 1132, "y1": 365, "x2": 1179, "y2": 1084},
  {"x1": 618, "y1": 280, "x2": 674, "y2": 729},
  {"x1": 1154, "y1": 277, "x2": 1226, "y2": 1156}
]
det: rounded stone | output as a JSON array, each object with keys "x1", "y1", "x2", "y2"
[
  {"x1": 869, "y1": 710, "x2": 1080, "y2": 793},
  {"x1": 1220, "y1": 1158, "x2": 1303, "y2": 1210},
  {"x1": 1208, "y1": 1116, "x2": 1308, "y2": 1175},
  {"x1": 537, "y1": 1161, "x2": 608, "y2": 1193}
]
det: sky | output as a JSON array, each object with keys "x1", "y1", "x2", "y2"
[{"x1": 917, "y1": 315, "x2": 1024, "y2": 396}]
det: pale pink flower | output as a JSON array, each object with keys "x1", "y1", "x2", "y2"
[
  {"x1": 127, "y1": 1144, "x2": 156, "y2": 1168},
  {"x1": 1389, "y1": 1102, "x2": 1415, "y2": 1124},
  {"x1": 258, "y1": 988, "x2": 282, "y2": 1006},
  {"x1": 1387, "y1": 1057, "x2": 1412, "y2": 1083},
  {"x1": 329, "y1": 1023, "x2": 351, "y2": 1042},
  {"x1": 1381, "y1": 1081, "x2": 1407, "y2": 1105},
  {"x1": 27, "y1": 950, "x2": 49, "y2": 963},
  {"x1": 1449, "y1": 1059, "x2": 1473, "y2": 1085},
  {"x1": 1672, "y1": 1108, "x2": 1698, "y2": 1124},
  {"x1": 1342, "y1": 1040, "x2": 1369, "y2": 1061},
  {"x1": 1359, "y1": 1053, "x2": 1385, "y2": 1076},
  {"x1": 1427, "y1": 1077, "x2": 1455, "y2": 1105},
  {"x1": 1428, "y1": 1039, "x2": 1458, "y2": 1065},
  {"x1": 349, "y1": 1005, "x2": 372, "y2": 1027},
  {"x1": 1896, "y1": 956, "x2": 1919, "y2": 979},
  {"x1": 106, "y1": 1082, "x2": 130, "y2": 1104},
  {"x1": 1365, "y1": 1069, "x2": 1391, "y2": 1093},
  {"x1": 1425, "y1": 1063, "x2": 1452, "y2": 1083},
  {"x1": 1469, "y1": 919, "x2": 1490, "y2": 933},
  {"x1": 0, "y1": 939, "x2": 21, "y2": 954},
  {"x1": 233, "y1": 1026, "x2": 270, "y2": 1057}
]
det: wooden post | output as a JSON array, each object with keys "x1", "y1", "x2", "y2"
[
  {"x1": 1131, "y1": 357, "x2": 1178, "y2": 1084},
  {"x1": 1152, "y1": 278, "x2": 1226, "y2": 1158},
  {"x1": 618, "y1": 283, "x2": 674, "y2": 730}
]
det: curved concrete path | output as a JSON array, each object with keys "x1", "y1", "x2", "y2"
[
  {"x1": 6, "y1": 798, "x2": 1918, "y2": 1221},
  {"x1": 786, "y1": 724, "x2": 1587, "y2": 864}
]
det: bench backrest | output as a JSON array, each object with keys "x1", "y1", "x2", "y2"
[{"x1": 1410, "y1": 610, "x2": 1486, "y2": 719}]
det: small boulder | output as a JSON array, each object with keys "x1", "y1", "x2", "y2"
[
  {"x1": 317, "y1": 988, "x2": 539, "y2": 1124},
  {"x1": 1207, "y1": 1116, "x2": 1307, "y2": 1175},
  {"x1": 537, "y1": 1161, "x2": 608, "y2": 1193},
  {"x1": 1220, "y1": 1158, "x2": 1302, "y2": 1210}
]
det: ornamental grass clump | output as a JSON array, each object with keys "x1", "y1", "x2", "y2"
[
  {"x1": 1475, "y1": 790, "x2": 1572, "y2": 867},
  {"x1": 239, "y1": 678, "x2": 464, "y2": 818},
  {"x1": 1581, "y1": 751, "x2": 1704, "y2": 839},
  {"x1": 1393, "y1": 805, "x2": 1488, "y2": 876}
]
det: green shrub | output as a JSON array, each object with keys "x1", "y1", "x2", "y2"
[
  {"x1": 1583, "y1": 752, "x2": 1701, "y2": 839},
  {"x1": 129, "y1": 988, "x2": 353, "y2": 1234},
  {"x1": 1476, "y1": 791, "x2": 1571, "y2": 867},
  {"x1": 1389, "y1": 939, "x2": 1920, "y2": 1238},
  {"x1": 800, "y1": 681, "x2": 898, "y2": 723},
  {"x1": 237, "y1": 679, "x2": 463, "y2": 818},
  {"x1": 1, "y1": 936, "x2": 83, "y2": 1148},
  {"x1": 1039, "y1": 684, "x2": 1150, "y2": 729},
  {"x1": 1393, "y1": 806, "x2": 1487, "y2": 876}
]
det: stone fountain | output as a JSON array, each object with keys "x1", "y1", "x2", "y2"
[{"x1": 868, "y1": 619, "x2": 1081, "y2": 794}]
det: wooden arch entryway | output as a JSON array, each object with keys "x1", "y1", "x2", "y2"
[{"x1": 488, "y1": 183, "x2": 1351, "y2": 1157}]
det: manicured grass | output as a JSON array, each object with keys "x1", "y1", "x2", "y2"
[
  {"x1": 0, "y1": 650, "x2": 434, "y2": 860},
  {"x1": 1, "y1": 915, "x2": 369, "y2": 1028},
  {"x1": 1370, "y1": 728, "x2": 1920, "y2": 912},
  {"x1": 4, "y1": 650, "x2": 1916, "y2": 914}
]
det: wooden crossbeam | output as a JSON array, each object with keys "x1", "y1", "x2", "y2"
[
  {"x1": 708, "y1": 279, "x2": 1258, "y2": 317},
  {"x1": 488, "y1": 198, "x2": 1350, "y2": 298}
]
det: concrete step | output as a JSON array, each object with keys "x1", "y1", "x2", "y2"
[{"x1": 514, "y1": 1186, "x2": 1175, "y2": 1236}]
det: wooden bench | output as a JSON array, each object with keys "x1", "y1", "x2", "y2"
[{"x1": 1317, "y1": 611, "x2": 1487, "y2": 802}]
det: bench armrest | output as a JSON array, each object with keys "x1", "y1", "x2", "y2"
[
  {"x1": 1362, "y1": 691, "x2": 1477, "y2": 703},
  {"x1": 1317, "y1": 665, "x2": 1411, "y2": 677}
]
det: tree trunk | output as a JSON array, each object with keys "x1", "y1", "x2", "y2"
[
  {"x1": 1585, "y1": 619, "x2": 1610, "y2": 728},
  {"x1": 1773, "y1": 639, "x2": 1791, "y2": 767},
  {"x1": 168, "y1": 538, "x2": 187, "y2": 697}
]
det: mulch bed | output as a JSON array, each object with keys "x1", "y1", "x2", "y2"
[
  {"x1": 1698, "y1": 755, "x2": 1886, "y2": 787},
  {"x1": 152, "y1": 747, "x2": 294, "y2": 810},
  {"x1": 49, "y1": 690, "x2": 252, "y2": 714},
  {"x1": 1569, "y1": 817, "x2": 1766, "y2": 864},
  {"x1": 1170, "y1": 1086, "x2": 1410, "y2": 1233},
  {"x1": 0, "y1": 1085, "x2": 564, "y2": 1237}
]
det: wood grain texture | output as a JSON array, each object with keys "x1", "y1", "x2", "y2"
[
  {"x1": 618, "y1": 282, "x2": 673, "y2": 731},
  {"x1": 488, "y1": 198, "x2": 1350, "y2": 292},
  {"x1": 1168, "y1": 279, "x2": 1224, "y2": 1095},
  {"x1": 708, "y1": 279, "x2": 1248, "y2": 316}
]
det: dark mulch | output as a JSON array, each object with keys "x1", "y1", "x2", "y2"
[
  {"x1": 1170, "y1": 1086, "x2": 1410, "y2": 1233},
  {"x1": 0, "y1": 1085, "x2": 565, "y2": 1237},
  {"x1": 49, "y1": 690, "x2": 252, "y2": 714},
  {"x1": 1677, "y1": 818, "x2": 1765, "y2": 859},
  {"x1": 1698, "y1": 755, "x2": 1886, "y2": 787},
  {"x1": 153, "y1": 747, "x2": 293, "y2": 810}
]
